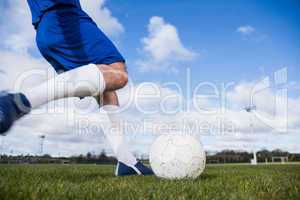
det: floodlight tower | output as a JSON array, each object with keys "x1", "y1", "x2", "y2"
[
  {"x1": 39, "y1": 135, "x2": 46, "y2": 156},
  {"x1": 244, "y1": 105, "x2": 256, "y2": 134},
  {"x1": 244, "y1": 105, "x2": 257, "y2": 165}
]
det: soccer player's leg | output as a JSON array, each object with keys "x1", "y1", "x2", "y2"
[
  {"x1": 99, "y1": 91, "x2": 153, "y2": 176},
  {"x1": 0, "y1": 64, "x2": 104, "y2": 134},
  {"x1": 0, "y1": 92, "x2": 31, "y2": 134},
  {"x1": 95, "y1": 63, "x2": 153, "y2": 176},
  {"x1": 0, "y1": 63, "x2": 123, "y2": 135}
]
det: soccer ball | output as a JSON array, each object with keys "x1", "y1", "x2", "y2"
[{"x1": 150, "y1": 134, "x2": 206, "y2": 180}]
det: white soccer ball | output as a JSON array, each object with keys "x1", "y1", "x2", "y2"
[{"x1": 150, "y1": 134, "x2": 206, "y2": 180}]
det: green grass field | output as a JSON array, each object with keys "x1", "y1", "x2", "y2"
[{"x1": 0, "y1": 164, "x2": 299, "y2": 200}]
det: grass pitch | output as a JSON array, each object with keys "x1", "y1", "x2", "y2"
[{"x1": 0, "y1": 164, "x2": 299, "y2": 200}]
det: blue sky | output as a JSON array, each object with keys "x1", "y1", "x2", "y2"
[
  {"x1": 0, "y1": 0, "x2": 299, "y2": 155},
  {"x1": 106, "y1": 0, "x2": 300, "y2": 85}
]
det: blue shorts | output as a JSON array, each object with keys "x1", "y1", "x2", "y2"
[{"x1": 36, "y1": 5, "x2": 125, "y2": 72}]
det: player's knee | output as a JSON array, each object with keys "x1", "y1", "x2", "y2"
[
  {"x1": 97, "y1": 62, "x2": 128, "y2": 90},
  {"x1": 119, "y1": 69, "x2": 128, "y2": 88},
  {"x1": 119, "y1": 74, "x2": 128, "y2": 89},
  {"x1": 112, "y1": 62, "x2": 128, "y2": 88}
]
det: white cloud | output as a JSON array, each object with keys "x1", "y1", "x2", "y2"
[
  {"x1": 80, "y1": 0, "x2": 124, "y2": 37},
  {"x1": 1, "y1": 78, "x2": 300, "y2": 155},
  {"x1": 116, "y1": 79, "x2": 300, "y2": 153},
  {"x1": 0, "y1": 0, "x2": 35, "y2": 53},
  {"x1": 143, "y1": 16, "x2": 195, "y2": 62},
  {"x1": 237, "y1": 25, "x2": 268, "y2": 43},
  {"x1": 0, "y1": 51, "x2": 52, "y2": 91},
  {"x1": 237, "y1": 25, "x2": 255, "y2": 35},
  {"x1": 136, "y1": 16, "x2": 197, "y2": 73}
]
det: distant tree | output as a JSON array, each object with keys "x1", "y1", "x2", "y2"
[
  {"x1": 271, "y1": 149, "x2": 289, "y2": 156},
  {"x1": 257, "y1": 149, "x2": 272, "y2": 162},
  {"x1": 99, "y1": 150, "x2": 107, "y2": 159},
  {"x1": 86, "y1": 152, "x2": 92, "y2": 160},
  {"x1": 42, "y1": 154, "x2": 52, "y2": 158}
]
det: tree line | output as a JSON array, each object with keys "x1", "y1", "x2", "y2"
[{"x1": 0, "y1": 149, "x2": 299, "y2": 164}]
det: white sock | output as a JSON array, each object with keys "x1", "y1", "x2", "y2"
[
  {"x1": 99, "y1": 105, "x2": 137, "y2": 167},
  {"x1": 22, "y1": 64, "x2": 106, "y2": 108}
]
